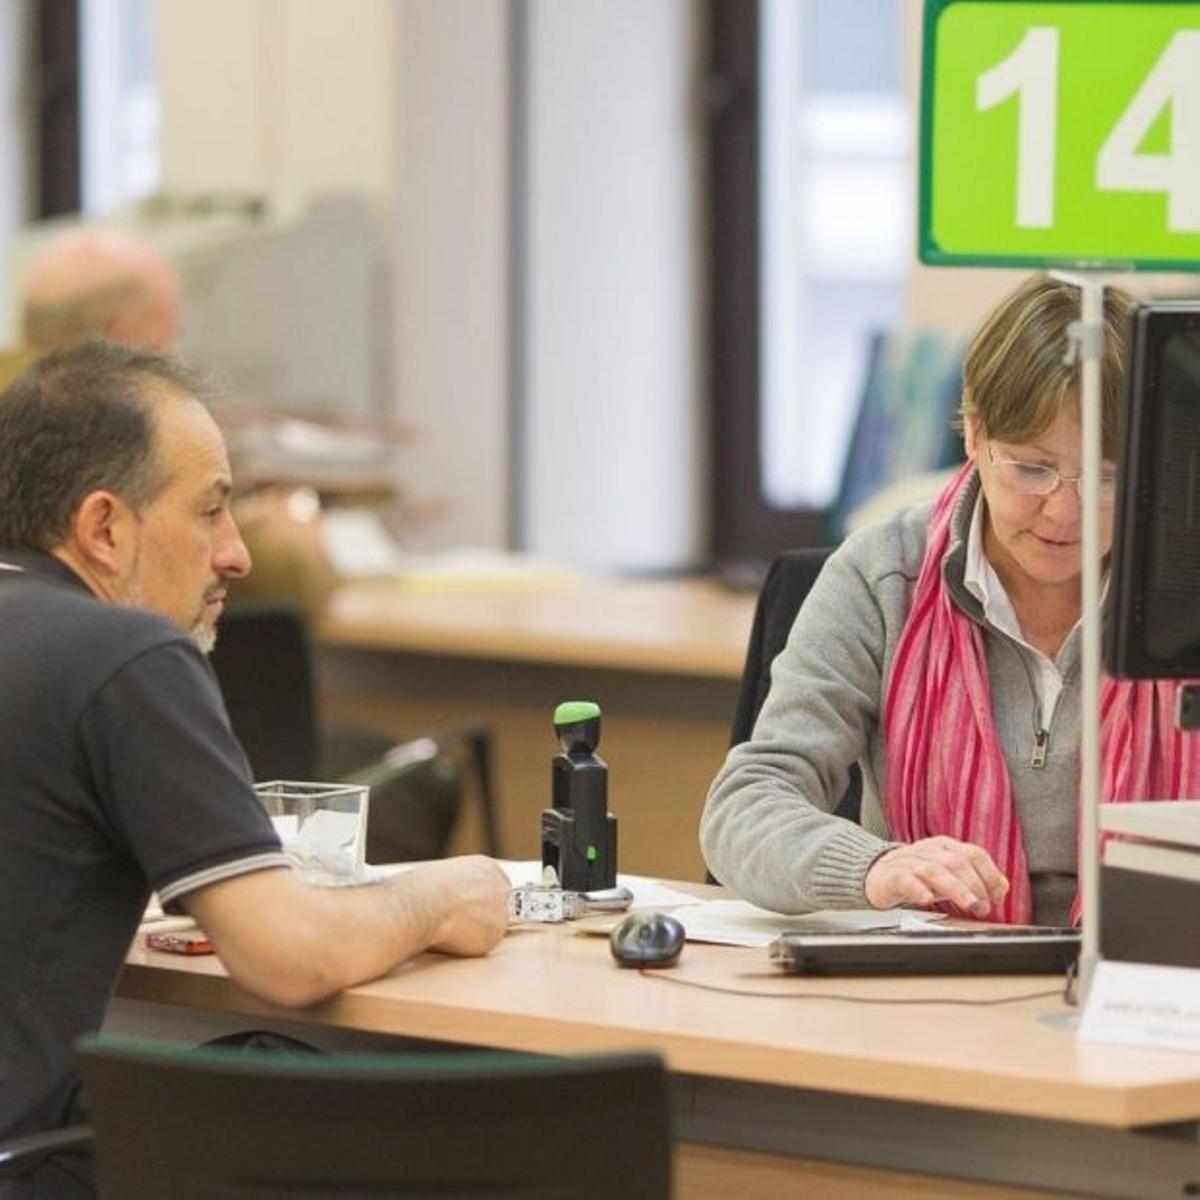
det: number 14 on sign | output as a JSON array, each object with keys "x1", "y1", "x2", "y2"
[{"x1": 982, "y1": 26, "x2": 1200, "y2": 231}]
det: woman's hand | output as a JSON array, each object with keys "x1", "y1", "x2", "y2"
[{"x1": 864, "y1": 836, "x2": 1009, "y2": 918}]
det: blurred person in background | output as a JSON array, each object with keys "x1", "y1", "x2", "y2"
[
  {"x1": 15, "y1": 226, "x2": 338, "y2": 620},
  {"x1": 21, "y1": 228, "x2": 180, "y2": 353}
]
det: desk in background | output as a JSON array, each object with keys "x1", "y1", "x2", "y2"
[
  {"x1": 314, "y1": 577, "x2": 756, "y2": 881},
  {"x1": 118, "y1": 887, "x2": 1200, "y2": 1199}
]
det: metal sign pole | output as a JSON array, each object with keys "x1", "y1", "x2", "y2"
[{"x1": 1051, "y1": 268, "x2": 1109, "y2": 1001}]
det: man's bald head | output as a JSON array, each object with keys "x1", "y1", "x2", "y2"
[{"x1": 21, "y1": 228, "x2": 180, "y2": 353}]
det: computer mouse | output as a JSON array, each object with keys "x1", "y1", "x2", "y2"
[{"x1": 609, "y1": 912, "x2": 685, "y2": 969}]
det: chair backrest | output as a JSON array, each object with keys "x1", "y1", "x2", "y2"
[
  {"x1": 728, "y1": 547, "x2": 861, "y2": 824},
  {"x1": 208, "y1": 604, "x2": 318, "y2": 781},
  {"x1": 354, "y1": 740, "x2": 463, "y2": 864},
  {"x1": 79, "y1": 1036, "x2": 671, "y2": 1199}
]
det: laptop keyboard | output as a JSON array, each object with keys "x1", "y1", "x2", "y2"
[{"x1": 894, "y1": 927, "x2": 1078, "y2": 939}]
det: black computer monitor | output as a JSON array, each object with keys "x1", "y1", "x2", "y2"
[{"x1": 1105, "y1": 300, "x2": 1200, "y2": 680}]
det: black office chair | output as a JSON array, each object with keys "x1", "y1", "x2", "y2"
[
  {"x1": 208, "y1": 603, "x2": 319, "y2": 780},
  {"x1": 75, "y1": 1035, "x2": 670, "y2": 1199},
  {"x1": 208, "y1": 604, "x2": 502, "y2": 860},
  {"x1": 728, "y1": 547, "x2": 862, "y2": 825}
]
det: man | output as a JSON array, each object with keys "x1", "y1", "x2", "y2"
[
  {"x1": 20, "y1": 228, "x2": 181, "y2": 353},
  {"x1": 0, "y1": 340, "x2": 510, "y2": 1198}
]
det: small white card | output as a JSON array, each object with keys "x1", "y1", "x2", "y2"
[
  {"x1": 270, "y1": 815, "x2": 299, "y2": 841},
  {"x1": 1078, "y1": 960, "x2": 1200, "y2": 1055}
]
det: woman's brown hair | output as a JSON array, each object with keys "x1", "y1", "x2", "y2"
[{"x1": 959, "y1": 275, "x2": 1133, "y2": 457}]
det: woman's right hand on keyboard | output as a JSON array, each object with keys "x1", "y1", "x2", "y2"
[{"x1": 864, "y1": 836, "x2": 1009, "y2": 919}]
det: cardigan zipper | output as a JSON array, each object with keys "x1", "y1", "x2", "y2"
[
  {"x1": 1006, "y1": 638, "x2": 1069, "y2": 770},
  {"x1": 1031, "y1": 729, "x2": 1050, "y2": 769}
]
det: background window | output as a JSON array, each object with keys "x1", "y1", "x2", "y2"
[
  {"x1": 708, "y1": 0, "x2": 910, "y2": 564},
  {"x1": 80, "y1": 0, "x2": 159, "y2": 216},
  {"x1": 760, "y1": 0, "x2": 910, "y2": 509}
]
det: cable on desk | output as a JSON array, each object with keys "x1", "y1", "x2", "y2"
[{"x1": 638, "y1": 968, "x2": 1066, "y2": 1007}]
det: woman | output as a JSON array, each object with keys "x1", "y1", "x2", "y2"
[{"x1": 701, "y1": 275, "x2": 1199, "y2": 925}]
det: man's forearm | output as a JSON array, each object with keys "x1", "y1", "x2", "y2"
[{"x1": 185, "y1": 857, "x2": 509, "y2": 1008}]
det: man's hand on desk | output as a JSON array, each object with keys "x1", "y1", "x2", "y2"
[
  {"x1": 864, "y1": 836, "x2": 1009, "y2": 919},
  {"x1": 403, "y1": 855, "x2": 513, "y2": 957},
  {"x1": 183, "y1": 855, "x2": 511, "y2": 1009}
]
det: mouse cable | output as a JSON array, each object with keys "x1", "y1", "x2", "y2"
[{"x1": 638, "y1": 968, "x2": 1065, "y2": 1007}]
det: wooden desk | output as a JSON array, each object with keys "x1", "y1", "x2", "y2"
[
  {"x1": 314, "y1": 578, "x2": 756, "y2": 880},
  {"x1": 119, "y1": 904, "x2": 1200, "y2": 1198},
  {"x1": 318, "y1": 576, "x2": 754, "y2": 679}
]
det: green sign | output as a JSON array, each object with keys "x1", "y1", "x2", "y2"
[{"x1": 920, "y1": 1, "x2": 1200, "y2": 270}]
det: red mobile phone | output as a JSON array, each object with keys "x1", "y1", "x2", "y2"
[{"x1": 145, "y1": 930, "x2": 214, "y2": 955}]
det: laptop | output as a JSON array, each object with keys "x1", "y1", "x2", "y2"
[{"x1": 769, "y1": 925, "x2": 1081, "y2": 977}]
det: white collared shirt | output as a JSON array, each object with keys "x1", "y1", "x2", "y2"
[{"x1": 962, "y1": 494, "x2": 1079, "y2": 730}]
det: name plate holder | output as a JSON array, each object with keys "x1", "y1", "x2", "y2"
[
  {"x1": 1079, "y1": 961, "x2": 1200, "y2": 1055},
  {"x1": 1076, "y1": 801, "x2": 1200, "y2": 1048}
]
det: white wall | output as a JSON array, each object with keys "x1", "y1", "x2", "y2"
[
  {"x1": 389, "y1": 0, "x2": 707, "y2": 564},
  {"x1": 391, "y1": 0, "x2": 511, "y2": 551},
  {"x1": 520, "y1": 0, "x2": 706, "y2": 570},
  {"x1": 155, "y1": 0, "x2": 397, "y2": 222}
]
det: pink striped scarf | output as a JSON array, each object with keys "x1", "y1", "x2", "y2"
[{"x1": 881, "y1": 464, "x2": 1199, "y2": 924}]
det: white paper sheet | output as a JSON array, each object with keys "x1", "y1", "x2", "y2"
[{"x1": 674, "y1": 900, "x2": 946, "y2": 948}]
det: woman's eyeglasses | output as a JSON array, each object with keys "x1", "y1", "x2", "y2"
[{"x1": 986, "y1": 445, "x2": 1117, "y2": 500}]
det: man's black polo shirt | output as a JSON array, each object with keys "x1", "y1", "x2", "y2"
[{"x1": 0, "y1": 549, "x2": 287, "y2": 1166}]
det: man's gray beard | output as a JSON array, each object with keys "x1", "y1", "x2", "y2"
[
  {"x1": 191, "y1": 623, "x2": 217, "y2": 655},
  {"x1": 115, "y1": 571, "x2": 217, "y2": 656}
]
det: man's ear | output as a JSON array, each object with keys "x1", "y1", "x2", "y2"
[{"x1": 70, "y1": 490, "x2": 136, "y2": 576}]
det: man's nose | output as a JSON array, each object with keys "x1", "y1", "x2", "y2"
[{"x1": 215, "y1": 518, "x2": 252, "y2": 579}]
